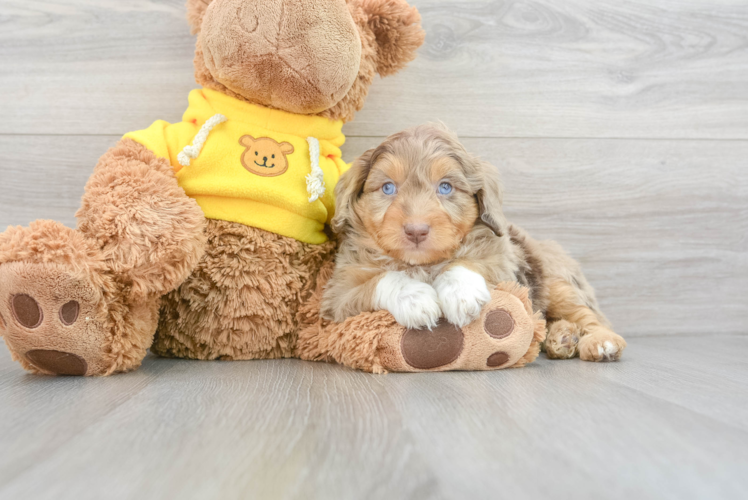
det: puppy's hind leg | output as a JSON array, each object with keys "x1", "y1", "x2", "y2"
[{"x1": 546, "y1": 280, "x2": 626, "y2": 362}]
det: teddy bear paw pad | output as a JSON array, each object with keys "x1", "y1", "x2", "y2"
[
  {"x1": 401, "y1": 320, "x2": 464, "y2": 370},
  {"x1": 0, "y1": 262, "x2": 108, "y2": 376},
  {"x1": 25, "y1": 350, "x2": 88, "y2": 376},
  {"x1": 10, "y1": 294, "x2": 87, "y2": 375}
]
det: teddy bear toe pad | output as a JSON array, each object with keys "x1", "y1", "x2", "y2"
[
  {"x1": 484, "y1": 309, "x2": 515, "y2": 339},
  {"x1": 486, "y1": 351, "x2": 511, "y2": 368},
  {"x1": 10, "y1": 294, "x2": 44, "y2": 329}
]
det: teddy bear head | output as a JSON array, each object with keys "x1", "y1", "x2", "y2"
[{"x1": 187, "y1": 0, "x2": 424, "y2": 123}]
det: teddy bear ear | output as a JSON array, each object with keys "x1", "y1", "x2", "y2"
[
  {"x1": 279, "y1": 142, "x2": 295, "y2": 155},
  {"x1": 352, "y1": 0, "x2": 426, "y2": 77},
  {"x1": 186, "y1": 0, "x2": 215, "y2": 35}
]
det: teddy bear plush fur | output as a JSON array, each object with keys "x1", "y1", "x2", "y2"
[{"x1": 0, "y1": 0, "x2": 426, "y2": 376}]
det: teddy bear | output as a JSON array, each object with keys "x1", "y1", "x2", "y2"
[{"x1": 0, "y1": 0, "x2": 544, "y2": 376}]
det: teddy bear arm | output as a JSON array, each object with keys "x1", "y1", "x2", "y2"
[
  {"x1": 297, "y1": 310, "x2": 399, "y2": 374},
  {"x1": 76, "y1": 139, "x2": 207, "y2": 298},
  {"x1": 299, "y1": 281, "x2": 546, "y2": 373}
]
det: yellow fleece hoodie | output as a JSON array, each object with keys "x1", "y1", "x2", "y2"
[{"x1": 124, "y1": 89, "x2": 349, "y2": 244}]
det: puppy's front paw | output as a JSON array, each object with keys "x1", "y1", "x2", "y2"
[
  {"x1": 579, "y1": 330, "x2": 627, "y2": 362},
  {"x1": 375, "y1": 272, "x2": 441, "y2": 329},
  {"x1": 434, "y1": 266, "x2": 491, "y2": 327}
]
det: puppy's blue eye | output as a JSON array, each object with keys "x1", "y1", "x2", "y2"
[
  {"x1": 438, "y1": 182, "x2": 453, "y2": 195},
  {"x1": 382, "y1": 182, "x2": 397, "y2": 195}
]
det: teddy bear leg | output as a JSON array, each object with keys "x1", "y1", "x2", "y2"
[
  {"x1": 0, "y1": 140, "x2": 206, "y2": 375},
  {"x1": 374, "y1": 283, "x2": 547, "y2": 372},
  {"x1": 297, "y1": 307, "x2": 405, "y2": 374},
  {"x1": 0, "y1": 221, "x2": 162, "y2": 376},
  {"x1": 293, "y1": 256, "x2": 400, "y2": 373},
  {"x1": 153, "y1": 222, "x2": 337, "y2": 361},
  {"x1": 298, "y1": 282, "x2": 546, "y2": 373}
]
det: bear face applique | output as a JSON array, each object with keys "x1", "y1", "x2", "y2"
[{"x1": 239, "y1": 135, "x2": 295, "y2": 177}]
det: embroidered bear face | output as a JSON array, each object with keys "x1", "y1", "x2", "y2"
[{"x1": 239, "y1": 135, "x2": 295, "y2": 177}]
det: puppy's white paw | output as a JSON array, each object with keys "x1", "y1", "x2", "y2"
[
  {"x1": 434, "y1": 266, "x2": 491, "y2": 327},
  {"x1": 375, "y1": 272, "x2": 441, "y2": 329},
  {"x1": 579, "y1": 331, "x2": 627, "y2": 362},
  {"x1": 599, "y1": 341, "x2": 618, "y2": 359}
]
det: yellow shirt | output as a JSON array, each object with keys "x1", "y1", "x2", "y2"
[{"x1": 124, "y1": 89, "x2": 349, "y2": 244}]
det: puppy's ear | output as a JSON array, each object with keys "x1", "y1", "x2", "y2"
[
  {"x1": 331, "y1": 149, "x2": 375, "y2": 234},
  {"x1": 475, "y1": 161, "x2": 508, "y2": 237},
  {"x1": 186, "y1": 0, "x2": 215, "y2": 35},
  {"x1": 352, "y1": 0, "x2": 425, "y2": 77}
]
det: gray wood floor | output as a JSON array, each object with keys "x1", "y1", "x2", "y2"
[
  {"x1": 1, "y1": 336, "x2": 747, "y2": 500},
  {"x1": 1, "y1": 1, "x2": 747, "y2": 498}
]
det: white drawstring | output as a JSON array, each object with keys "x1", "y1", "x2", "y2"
[
  {"x1": 306, "y1": 137, "x2": 326, "y2": 202},
  {"x1": 177, "y1": 114, "x2": 227, "y2": 167}
]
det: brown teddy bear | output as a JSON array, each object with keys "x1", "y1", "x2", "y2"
[{"x1": 0, "y1": 0, "x2": 544, "y2": 376}]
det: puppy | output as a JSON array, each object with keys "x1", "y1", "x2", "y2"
[{"x1": 321, "y1": 124, "x2": 626, "y2": 361}]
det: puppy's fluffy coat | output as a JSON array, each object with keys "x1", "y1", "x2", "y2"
[{"x1": 321, "y1": 124, "x2": 626, "y2": 361}]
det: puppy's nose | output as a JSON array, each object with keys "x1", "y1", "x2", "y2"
[
  {"x1": 263, "y1": 156, "x2": 268, "y2": 162},
  {"x1": 404, "y1": 224, "x2": 430, "y2": 244}
]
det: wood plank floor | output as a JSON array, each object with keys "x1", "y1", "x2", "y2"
[{"x1": 0, "y1": 336, "x2": 746, "y2": 500}]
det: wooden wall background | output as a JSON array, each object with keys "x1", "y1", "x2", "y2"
[{"x1": 0, "y1": 0, "x2": 746, "y2": 337}]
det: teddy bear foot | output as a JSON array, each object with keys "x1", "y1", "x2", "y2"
[
  {"x1": 1, "y1": 266, "x2": 106, "y2": 376},
  {"x1": 0, "y1": 221, "x2": 154, "y2": 376},
  {"x1": 376, "y1": 283, "x2": 546, "y2": 372}
]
